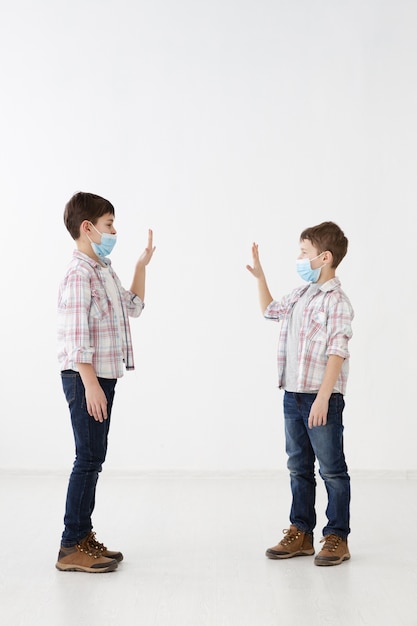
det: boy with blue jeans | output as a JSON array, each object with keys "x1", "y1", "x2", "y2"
[
  {"x1": 247, "y1": 221, "x2": 354, "y2": 566},
  {"x1": 56, "y1": 192, "x2": 155, "y2": 573}
]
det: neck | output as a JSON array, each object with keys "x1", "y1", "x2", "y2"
[
  {"x1": 317, "y1": 268, "x2": 336, "y2": 284},
  {"x1": 76, "y1": 239, "x2": 101, "y2": 263}
]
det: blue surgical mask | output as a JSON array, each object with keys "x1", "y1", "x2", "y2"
[
  {"x1": 88, "y1": 222, "x2": 117, "y2": 257},
  {"x1": 296, "y1": 253, "x2": 324, "y2": 283}
]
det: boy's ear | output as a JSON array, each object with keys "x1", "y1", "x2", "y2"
[
  {"x1": 80, "y1": 220, "x2": 92, "y2": 235},
  {"x1": 323, "y1": 250, "x2": 333, "y2": 264}
]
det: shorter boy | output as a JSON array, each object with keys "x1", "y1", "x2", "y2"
[
  {"x1": 56, "y1": 191, "x2": 155, "y2": 573},
  {"x1": 247, "y1": 221, "x2": 354, "y2": 566}
]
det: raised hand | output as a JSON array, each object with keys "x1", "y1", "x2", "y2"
[
  {"x1": 246, "y1": 243, "x2": 265, "y2": 279},
  {"x1": 137, "y1": 229, "x2": 156, "y2": 267},
  {"x1": 246, "y1": 242, "x2": 274, "y2": 312}
]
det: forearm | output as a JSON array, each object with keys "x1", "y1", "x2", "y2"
[
  {"x1": 257, "y1": 275, "x2": 274, "y2": 314},
  {"x1": 308, "y1": 355, "x2": 345, "y2": 428},
  {"x1": 317, "y1": 355, "x2": 344, "y2": 400},
  {"x1": 77, "y1": 363, "x2": 108, "y2": 422},
  {"x1": 130, "y1": 263, "x2": 146, "y2": 301},
  {"x1": 77, "y1": 363, "x2": 100, "y2": 389},
  {"x1": 130, "y1": 229, "x2": 155, "y2": 300}
]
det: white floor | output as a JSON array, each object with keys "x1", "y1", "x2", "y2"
[{"x1": 1, "y1": 471, "x2": 416, "y2": 626}]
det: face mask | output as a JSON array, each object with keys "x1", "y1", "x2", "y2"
[
  {"x1": 88, "y1": 222, "x2": 117, "y2": 257},
  {"x1": 296, "y1": 253, "x2": 324, "y2": 283}
]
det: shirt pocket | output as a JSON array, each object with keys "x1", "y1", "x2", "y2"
[
  {"x1": 90, "y1": 287, "x2": 110, "y2": 320},
  {"x1": 306, "y1": 310, "x2": 327, "y2": 343}
]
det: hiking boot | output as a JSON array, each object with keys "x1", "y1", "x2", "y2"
[
  {"x1": 265, "y1": 524, "x2": 315, "y2": 559},
  {"x1": 86, "y1": 531, "x2": 124, "y2": 563},
  {"x1": 55, "y1": 534, "x2": 119, "y2": 573},
  {"x1": 314, "y1": 534, "x2": 350, "y2": 566}
]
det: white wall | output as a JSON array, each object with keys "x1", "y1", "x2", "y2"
[{"x1": 1, "y1": 0, "x2": 416, "y2": 473}]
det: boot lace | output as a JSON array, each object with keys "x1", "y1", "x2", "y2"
[
  {"x1": 86, "y1": 531, "x2": 108, "y2": 554},
  {"x1": 320, "y1": 534, "x2": 341, "y2": 552},
  {"x1": 76, "y1": 534, "x2": 103, "y2": 559},
  {"x1": 281, "y1": 527, "x2": 302, "y2": 546}
]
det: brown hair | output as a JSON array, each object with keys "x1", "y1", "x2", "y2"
[
  {"x1": 63, "y1": 192, "x2": 115, "y2": 240},
  {"x1": 300, "y1": 221, "x2": 348, "y2": 268}
]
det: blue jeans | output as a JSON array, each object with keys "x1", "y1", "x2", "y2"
[
  {"x1": 60, "y1": 370, "x2": 117, "y2": 546},
  {"x1": 283, "y1": 391, "x2": 350, "y2": 540}
]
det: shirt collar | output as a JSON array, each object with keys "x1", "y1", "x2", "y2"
[
  {"x1": 73, "y1": 249, "x2": 111, "y2": 269},
  {"x1": 318, "y1": 276, "x2": 341, "y2": 292}
]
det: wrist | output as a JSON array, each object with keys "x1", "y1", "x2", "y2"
[{"x1": 316, "y1": 390, "x2": 332, "y2": 401}]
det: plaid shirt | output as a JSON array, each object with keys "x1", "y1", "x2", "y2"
[
  {"x1": 264, "y1": 277, "x2": 354, "y2": 394},
  {"x1": 57, "y1": 250, "x2": 144, "y2": 378}
]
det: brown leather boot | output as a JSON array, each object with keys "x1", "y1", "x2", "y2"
[
  {"x1": 85, "y1": 531, "x2": 124, "y2": 563},
  {"x1": 55, "y1": 534, "x2": 119, "y2": 573},
  {"x1": 314, "y1": 534, "x2": 350, "y2": 566},
  {"x1": 266, "y1": 524, "x2": 315, "y2": 559}
]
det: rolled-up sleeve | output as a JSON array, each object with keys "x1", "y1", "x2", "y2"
[
  {"x1": 264, "y1": 300, "x2": 281, "y2": 321},
  {"x1": 124, "y1": 291, "x2": 144, "y2": 317},
  {"x1": 58, "y1": 270, "x2": 95, "y2": 366},
  {"x1": 326, "y1": 298, "x2": 354, "y2": 360},
  {"x1": 264, "y1": 289, "x2": 300, "y2": 322},
  {"x1": 110, "y1": 269, "x2": 144, "y2": 318}
]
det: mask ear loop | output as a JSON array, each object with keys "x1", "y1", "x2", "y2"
[
  {"x1": 89, "y1": 221, "x2": 101, "y2": 236},
  {"x1": 310, "y1": 251, "x2": 324, "y2": 262},
  {"x1": 309, "y1": 251, "x2": 327, "y2": 268},
  {"x1": 320, "y1": 251, "x2": 330, "y2": 267},
  {"x1": 85, "y1": 222, "x2": 101, "y2": 248}
]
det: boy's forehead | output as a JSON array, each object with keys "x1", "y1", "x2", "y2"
[
  {"x1": 300, "y1": 238, "x2": 313, "y2": 250},
  {"x1": 299, "y1": 238, "x2": 320, "y2": 255}
]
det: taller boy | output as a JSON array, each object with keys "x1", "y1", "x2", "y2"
[
  {"x1": 247, "y1": 221, "x2": 354, "y2": 566},
  {"x1": 56, "y1": 192, "x2": 155, "y2": 573}
]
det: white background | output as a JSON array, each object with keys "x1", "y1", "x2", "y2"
[{"x1": 1, "y1": 0, "x2": 415, "y2": 474}]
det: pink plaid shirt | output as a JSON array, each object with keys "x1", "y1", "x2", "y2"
[
  {"x1": 264, "y1": 277, "x2": 354, "y2": 394},
  {"x1": 57, "y1": 250, "x2": 144, "y2": 378}
]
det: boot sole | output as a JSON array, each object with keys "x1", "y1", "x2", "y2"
[
  {"x1": 266, "y1": 549, "x2": 315, "y2": 559},
  {"x1": 55, "y1": 562, "x2": 118, "y2": 573},
  {"x1": 314, "y1": 554, "x2": 350, "y2": 566},
  {"x1": 104, "y1": 553, "x2": 123, "y2": 562}
]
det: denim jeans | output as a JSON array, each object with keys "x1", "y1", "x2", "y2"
[
  {"x1": 60, "y1": 370, "x2": 117, "y2": 546},
  {"x1": 283, "y1": 391, "x2": 350, "y2": 540}
]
